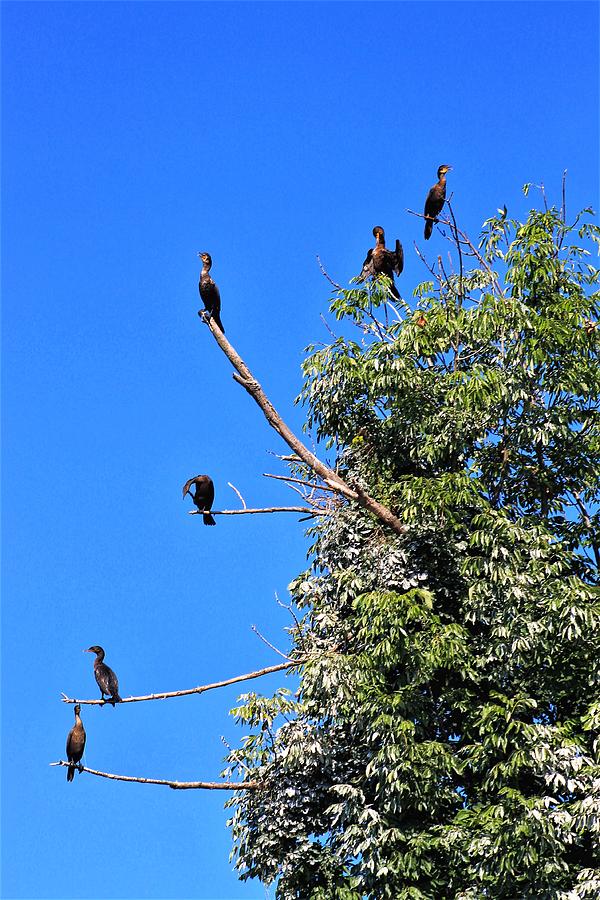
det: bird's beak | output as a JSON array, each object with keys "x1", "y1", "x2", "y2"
[{"x1": 83, "y1": 648, "x2": 92, "y2": 653}]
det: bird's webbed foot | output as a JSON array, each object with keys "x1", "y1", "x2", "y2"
[{"x1": 198, "y1": 309, "x2": 212, "y2": 325}]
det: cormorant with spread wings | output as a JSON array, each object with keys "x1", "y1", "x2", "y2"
[{"x1": 357, "y1": 226, "x2": 403, "y2": 298}]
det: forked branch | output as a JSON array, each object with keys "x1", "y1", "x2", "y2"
[
  {"x1": 50, "y1": 761, "x2": 259, "y2": 790},
  {"x1": 202, "y1": 316, "x2": 407, "y2": 536}
]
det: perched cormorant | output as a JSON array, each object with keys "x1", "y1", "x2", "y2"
[
  {"x1": 357, "y1": 226, "x2": 403, "y2": 298},
  {"x1": 182, "y1": 474, "x2": 216, "y2": 526},
  {"x1": 198, "y1": 252, "x2": 225, "y2": 333},
  {"x1": 424, "y1": 165, "x2": 452, "y2": 239},
  {"x1": 84, "y1": 646, "x2": 122, "y2": 705},
  {"x1": 66, "y1": 704, "x2": 86, "y2": 782}
]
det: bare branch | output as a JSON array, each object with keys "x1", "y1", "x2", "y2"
[
  {"x1": 200, "y1": 314, "x2": 407, "y2": 535},
  {"x1": 316, "y1": 255, "x2": 344, "y2": 291},
  {"x1": 320, "y1": 313, "x2": 338, "y2": 340},
  {"x1": 268, "y1": 452, "x2": 302, "y2": 463},
  {"x1": 409, "y1": 207, "x2": 504, "y2": 301},
  {"x1": 50, "y1": 761, "x2": 260, "y2": 791},
  {"x1": 262, "y1": 472, "x2": 338, "y2": 492},
  {"x1": 251, "y1": 624, "x2": 294, "y2": 661},
  {"x1": 188, "y1": 506, "x2": 324, "y2": 516},
  {"x1": 227, "y1": 482, "x2": 247, "y2": 509},
  {"x1": 446, "y1": 199, "x2": 464, "y2": 304},
  {"x1": 276, "y1": 593, "x2": 307, "y2": 653},
  {"x1": 61, "y1": 660, "x2": 299, "y2": 706}
]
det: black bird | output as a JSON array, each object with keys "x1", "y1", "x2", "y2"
[
  {"x1": 357, "y1": 226, "x2": 403, "y2": 298},
  {"x1": 198, "y1": 252, "x2": 225, "y2": 333},
  {"x1": 84, "y1": 646, "x2": 122, "y2": 705},
  {"x1": 424, "y1": 165, "x2": 452, "y2": 239},
  {"x1": 66, "y1": 704, "x2": 86, "y2": 782},
  {"x1": 182, "y1": 474, "x2": 216, "y2": 526}
]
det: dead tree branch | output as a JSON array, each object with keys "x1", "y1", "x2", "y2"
[
  {"x1": 61, "y1": 660, "x2": 299, "y2": 706},
  {"x1": 188, "y1": 506, "x2": 324, "y2": 516},
  {"x1": 201, "y1": 315, "x2": 407, "y2": 535},
  {"x1": 262, "y1": 473, "x2": 338, "y2": 492},
  {"x1": 251, "y1": 624, "x2": 294, "y2": 661},
  {"x1": 227, "y1": 482, "x2": 247, "y2": 509},
  {"x1": 49, "y1": 761, "x2": 260, "y2": 790},
  {"x1": 316, "y1": 255, "x2": 344, "y2": 291}
]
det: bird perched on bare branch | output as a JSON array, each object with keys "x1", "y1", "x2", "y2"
[
  {"x1": 198, "y1": 252, "x2": 224, "y2": 333},
  {"x1": 84, "y1": 646, "x2": 122, "y2": 705},
  {"x1": 182, "y1": 474, "x2": 216, "y2": 526},
  {"x1": 424, "y1": 165, "x2": 452, "y2": 239},
  {"x1": 357, "y1": 226, "x2": 404, "y2": 298},
  {"x1": 66, "y1": 704, "x2": 86, "y2": 782}
]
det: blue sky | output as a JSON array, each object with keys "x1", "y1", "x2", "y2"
[{"x1": 2, "y1": 2, "x2": 598, "y2": 898}]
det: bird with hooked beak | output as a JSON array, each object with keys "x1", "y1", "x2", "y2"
[
  {"x1": 66, "y1": 704, "x2": 86, "y2": 782},
  {"x1": 197, "y1": 252, "x2": 224, "y2": 332},
  {"x1": 84, "y1": 645, "x2": 122, "y2": 705},
  {"x1": 423, "y1": 165, "x2": 452, "y2": 240}
]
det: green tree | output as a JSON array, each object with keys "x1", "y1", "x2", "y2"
[{"x1": 224, "y1": 187, "x2": 600, "y2": 899}]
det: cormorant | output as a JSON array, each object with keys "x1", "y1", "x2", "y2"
[
  {"x1": 66, "y1": 704, "x2": 86, "y2": 782},
  {"x1": 84, "y1": 646, "x2": 122, "y2": 705},
  {"x1": 198, "y1": 252, "x2": 224, "y2": 332},
  {"x1": 424, "y1": 165, "x2": 452, "y2": 239},
  {"x1": 357, "y1": 226, "x2": 403, "y2": 298},
  {"x1": 182, "y1": 474, "x2": 216, "y2": 526}
]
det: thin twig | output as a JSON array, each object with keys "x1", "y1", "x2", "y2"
[
  {"x1": 50, "y1": 761, "x2": 260, "y2": 790},
  {"x1": 414, "y1": 240, "x2": 443, "y2": 287},
  {"x1": 276, "y1": 594, "x2": 307, "y2": 653},
  {"x1": 268, "y1": 451, "x2": 299, "y2": 462},
  {"x1": 227, "y1": 482, "x2": 247, "y2": 509},
  {"x1": 558, "y1": 169, "x2": 568, "y2": 251},
  {"x1": 446, "y1": 199, "x2": 464, "y2": 304},
  {"x1": 251, "y1": 625, "x2": 294, "y2": 662},
  {"x1": 410, "y1": 208, "x2": 504, "y2": 301},
  {"x1": 200, "y1": 315, "x2": 407, "y2": 535},
  {"x1": 320, "y1": 313, "x2": 338, "y2": 340},
  {"x1": 384, "y1": 300, "x2": 403, "y2": 323},
  {"x1": 262, "y1": 472, "x2": 338, "y2": 492},
  {"x1": 61, "y1": 660, "x2": 300, "y2": 706},
  {"x1": 188, "y1": 506, "x2": 323, "y2": 516},
  {"x1": 316, "y1": 255, "x2": 344, "y2": 291},
  {"x1": 220, "y1": 736, "x2": 254, "y2": 777}
]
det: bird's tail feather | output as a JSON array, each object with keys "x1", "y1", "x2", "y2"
[
  {"x1": 67, "y1": 764, "x2": 75, "y2": 782},
  {"x1": 424, "y1": 218, "x2": 434, "y2": 240},
  {"x1": 203, "y1": 513, "x2": 216, "y2": 526},
  {"x1": 213, "y1": 313, "x2": 225, "y2": 334}
]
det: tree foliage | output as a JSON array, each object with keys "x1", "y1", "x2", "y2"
[{"x1": 223, "y1": 188, "x2": 600, "y2": 898}]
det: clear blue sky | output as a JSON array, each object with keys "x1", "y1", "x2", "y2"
[{"x1": 2, "y1": 2, "x2": 598, "y2": 898}]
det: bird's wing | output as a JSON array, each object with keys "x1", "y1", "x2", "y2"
[
  {"x1": 357, "y1": 248, "x2": 374, "y2": 282},
  {"x1": 107, "y1": 667, "x2": 119, "y2": 698},
  {"x1": 394, "y1": 240, "x2": 404, "y2": 275}
]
